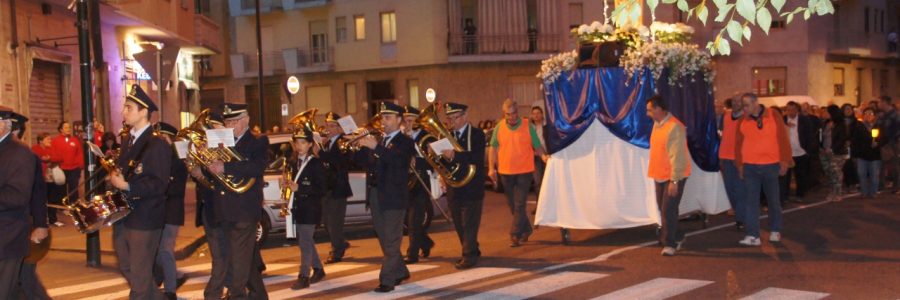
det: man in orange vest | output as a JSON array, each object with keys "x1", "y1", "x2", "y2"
[
  {"x1": 488, "y1": 99, "x2": 545, "y2": 247},
  {"x1": 719, "y1": 95, "x2": 746, "y2": 231},
  {"x1": 646, "y1": 95, "x2": 691, "y2": 256}
]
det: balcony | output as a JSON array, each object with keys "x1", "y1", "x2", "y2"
[
  {"x1": 282, "y1": 0, "x2": 330, "y2": 10},
  {"x1": 190, "y1": 15, "x2": 222, "y2": 55},
  {"x1": 828, "y1": 31, "x2": 895, "y2": 59},
  {"x1": 283, "y1": 47, "x2": 334, "y2": 74},
  {"x1": 230, "y1": 52, "x2": 285, "y2": 78},
  {"x1": 448, "y1": 34, "x2": 567, "y2": 63},
  {"x1": 228, "y1": 0, "x2": 280, "y2": 17}
]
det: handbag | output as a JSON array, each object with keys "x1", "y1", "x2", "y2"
[{"x1": 50, "y1": 166, "x2": 66, "y2": 186}]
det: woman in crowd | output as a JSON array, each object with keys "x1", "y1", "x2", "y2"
[
  {"x1": 851, "y1": 108, "x2": 883, "y2": 199},
  {"x1": 32, "y1": 133, "x2": 64, "y2": 227},
  {"x1": 50, "y1": 121, "x2": 84, "y2": 209},
  {"x1": 100, "y1": 131, "x2": 120, "y2": 157},
  {"x1": 842, "y1": 104, "x2": 861, "y2": 190},
  {"x1": 284, "y1": 128, "x2": 327, "y2": 290},
  {"x1": 821, "y1": 105, "x2": 850, "y2": 201}
]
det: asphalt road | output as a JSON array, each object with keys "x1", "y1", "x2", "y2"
[{"x1": 39, "y1": 185, "x2": 900, "y2": 299}]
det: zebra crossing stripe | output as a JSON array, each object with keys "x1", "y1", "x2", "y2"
[
  {"x1": 76, "y1": 264, "x2": 296, "y2": 300},
  {"x1": 47, "y1": 262, "x2": 219, "y2": 297},
  {"x1": 739, "y1": 287, "x2": 830, "y2": 300},
  {"x1": 338, "y1": 267, "x2": 518, "y2": 300},
  {"x1": 458, "y1": 271, "x2": 607, "y2": 300},
  {"x1": 267, "y1": 264, "x2": 439, "y2": 299},
  {"x1": 176, "y1": 263, "x2": 369, "y2": 300},
  {"x1": 590, "y1": 278, "x2": 714, "y2": 300}
]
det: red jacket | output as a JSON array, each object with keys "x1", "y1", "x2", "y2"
[
  {"x1": 31, "y1": 144, "x2": 54, "y2": 175},
  {"x1": 50, "y1": 134, "x2": 85, "y2": 170}
]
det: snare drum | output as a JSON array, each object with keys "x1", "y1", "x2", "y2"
[{"x1": 69, "y1": 192, "x2": 132, "y2": 234}]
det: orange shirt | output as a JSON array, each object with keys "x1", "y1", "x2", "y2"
[
  {"x1": 496, "y1": 118, "x2": 536, "y2": 175},
  {"x1": 735, "y1": 107, "x2": 794, "y2": 168},
  {"x1": 718, "y1": 109, "x2": 739, "y2": 160},
  {"x1": 648, "y1": 114, "x2": 691, "y2": 181}
]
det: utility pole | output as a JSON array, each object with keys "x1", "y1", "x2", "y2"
[
  {"x1": 76, "y1": 0, "x2": 100, "y2": 267},
  {"x1": 255, "y1": 0, "x2": 265, "y2": 128}
]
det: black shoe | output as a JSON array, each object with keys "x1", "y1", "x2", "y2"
[
  {"x1": 509, "y1": 236, "x2": 521, "y2": 247},
  {"x1": 404, "y1": 256, "x2": 419, "y2": 264},
  {"x1": 454, "y1": 259, "x2": 477, "y2": 269},
  {"x1": 374, "y1": 284, "x2": 395, "y2": 293},
  {"x1": 310, "y1": 268, "x2": 326, "y2": 283},
  {"x1": 325, "y1": 254, "x2": 343, "y2": 264},
  {"x1": 421, "y1": 240, "x2": 434, "y2": 258},
  {"x1": 164, "y1": 292, "x2": 176, "y2": 300},
  {"x1": 290, "y1": 277, "x2": 310, "y2": 290},
  {"x1": 394, "y1": 274, "x2": 410, "y2": 285},
  {"x1": 520, "y1": 231, "x2": 532, "y2": 243},
  {"x1": 175, "y1": 274, "x2": 188, "y2": 289}
]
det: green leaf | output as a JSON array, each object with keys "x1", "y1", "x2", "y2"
[
  {"x1": 737, "y1": 0, "x2": 757, "y2": 24},
  {"x1": 630, "y1": 3, "x2": 642, "y2": 23},
  {"x1": 727, "y1": 20, "x2": 743, "y2": 44},
  {"x1": 687, "y1": 8, "x2": 694, "y2": 21},
  {"x1": 742, "y1": 24, "x2": 752, "y2": 40},
  {"x1": 804, "y1": 9, "x2": 812, "y2": 20},
  {"x1": 717, "y1": 38, "x2": 732, "y2": 55},
  {"x1": 647, "y1": 0, "x2": 659, "y2": 12},
  {"x1": 771, "y1": 0, "x2": 786, "y2": 13},
  {"x1": 815, "y1": 0, "x2": 830, "y2": 16},
  {"x1": 716, "y1": 4, "x2": 735, "y2": 22},
  {"x1": 677, "y1": 0, "x2": 689, "y2": 12},
  {"x1": 786, "y1": 12, "x2": 795, "y2": 24},
  {"x1": 712, "y1": 0, "x2": 727, "y2": 9},
  {"x1": 808, "y1": 0, "x2": 816, "y2": 8},
  {"x1": 822, "y1": 0, "x2": 835, "y2": 14},
  {"x1": 758, "y1": 7, "x2": 772, "y2": 35},
  {"x1": 698, "y1": 5, "x2": 709, "y2": 25}
]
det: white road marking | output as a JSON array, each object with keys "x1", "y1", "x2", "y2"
[
  {"x1": 459, "y1": 271, "x2": 607, "y2": 300},
  {"x1": 267, "y1": 264, "x2": 438, "y2": 300},
  {"x1": 590, "y1": 278, "x2": 714, "y2": 300},
  {"x1": 176, "y1": 263, "x2": 369, "y2": 300},
  {"x1": 338, "y1": 267, "x2": 518, "y2": 300},
  {"x1": 48, "y1": 262, "x2": 216, "y2": 297},
  {"x1": 739, "y1": 287, "x2": 830, "y2": 300}
]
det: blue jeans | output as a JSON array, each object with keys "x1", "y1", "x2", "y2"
[
  {"x1": 742, "y1": 163, "x2": 783, "y2": 238},
  {"x1": 720, "y1": 159, "x2": 745, "y2": 224},
  {"x1": 856, "y1": 159, "x2": 882, "y2": 197}
]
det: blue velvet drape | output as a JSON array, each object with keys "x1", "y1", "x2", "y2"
[{"x1": 543, "y1": 67, "x2": 720, "y2": 171}]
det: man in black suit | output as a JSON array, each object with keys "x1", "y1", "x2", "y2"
[
  {"x1": 205, "y1": 103, "x2": 269, "y2": 299},
  {"x1": 0, "y1": 107, "x2": 37, "y2": 299},
  {"x1": 402, "y1": 105, "x2": 435, "y2": 264},
  {"x1": 153, "y1": 122, "x2": 188, "y2": 300},
  {"x1": 106, "y1": 85, "x2": 172, "y2": 300},
  {"x1": 439, "y1": 102, "x2": 486, "y2": 269},
  {"x1": 317, "y1": 112, "x2": 353, "y2": 263},
  {"x1": 781, "y1": 101, "x2": 818, "y2": 203},
  {"x1": 353, "y1": 102, "x2": 415, "y2": 293}
]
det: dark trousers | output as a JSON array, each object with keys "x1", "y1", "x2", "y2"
[
  {"x1": 448, "y1": 197, "x2": 483, "y2": 260},
  {"x1": 406, "y1": 185, "x2": 433, "y2": 259},
  {"x1": 781, "y1": 154, "x2": 811, "y2": 201},
  {"x1": 368, "y1": 188, "x2": 409, "y2": 287},
  {"x1": 0, "y1": 257, "x2": 22, "y2": 299},
  {"x1": 532, "y1": 156, "x2": 546, "y2": 198},
  {"x1": 321, "y1": 193, "x2": 349, "y2": 256},
  {"x1": 153, "y1": 224, "x2": 180, "y2": 293},
  {"x1": 112, "y1": 223, "x2": 164, "y2": 300},
  {"x1": 655, "y1": 179, "x2": 686, "y2": 248},
  {"x1": 203, "y1": 218, "x2": 229, "y2": 299},
  {"x1": 62, "y1": 168, "x2": 81, "y2": 202},
  {"x1": 16, "y1": 262, "x2": 49, "y2": 300},
  {"x1": 500, "y1": 173, "x2": 533, "y2": 239},
  {"x1": 46, "y1": 183, "x2": 64, "y2": 223},
  {"x1": 219, "y1": 221, "x2": 265, "y2": 299}
]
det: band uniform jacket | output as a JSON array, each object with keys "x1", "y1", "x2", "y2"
[
  {"x1": 289, "y1": 156, "x2": 325, "y2": 225},
  {"x1": 354, "y1": 132, "x2": 415, "y2": 211},
  {"x1": 117, "y1": 130, "x2": 172, "y2": 230},
  {"x1": 212, "y1": 132, "x2": 269, "y2": 224},
  {"x1": 447, "y1": 124, "x2": 486, "y2": 202},
  {"x1": 165, "y1": 151, "x2": 188, "y2": 226},
  {"x1": 410, "y1": 130, "x2": 435, "y2": 193},
  {"x1": 318, "y1": 135, "x2": 353, "y2": 199},
  {"x1": 0, "y1": 136, "x2": 36, "y2": 260},
  {"x1": 194, "y1": 176, "x2": 214, "y2": 227},
  {"x1": 26, "y1": 152, "x2": 50, "y2": 263}
]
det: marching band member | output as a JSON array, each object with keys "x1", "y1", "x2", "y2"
[
  {"x1": 284, "y1": 128, "x2": 327, "y2": 290},
  {"x1": 153, "y1": 122, "x2": 189, "y2": 299},
  {"x1": 353, "y1": 102, "x2": 415, "y2": 292},
  {"x1": 317, "y1": 112, "x2": 353, "y2": 263},
  {"x1": 402, "y1": 105, "x2": 435, "y2": 264},
  {"x1": 206, "y1": 103, "x2": 269, "y2": 299},
  {"x1": 440, "y1": 102, "x2": 486, "y2": 269},
  {"x1": 645, "y1": 95, "x2": 691, "y2": 256},
  {"x1": 106, "y1": 85, "x2": 172, "y2": 299},
  {"x1": 0, "y1": 106, "x2": 36, "y2": 299}
]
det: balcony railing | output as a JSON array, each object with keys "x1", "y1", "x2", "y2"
[
  {"x1": 229, "y1": 0, "x2": 278, "y2": 17},
  {"x1": 230, "y1": 51, "x2": 285, "y2": 78},
  {"x1": 282, "y1": 0, "x2": 330, "y2": 10},
  {"x1": 449, "y1": 34, "x2": 566, "y2": 56},
  {"x1": 283, "y1": 47, "x2": 334, "y2": 74}
]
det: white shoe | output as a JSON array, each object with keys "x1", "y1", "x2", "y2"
[
  {"x1": 676, "y1": 238, "x2": 686, "y2": 251},
  {"x1": 769, "y1": 232, "x2": 781, "y2": 242},
  {"x1": 53, "y1": 222, "x2": 65, "y2": 227},
  {"x1": 738, "y1": 236, "x2": 761, "y2": 246},
  {"x1": 661, "y1": 247, "x2": 676, "y2": 256}
]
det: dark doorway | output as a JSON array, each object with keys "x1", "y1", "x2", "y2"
[
  {"x1": 367, "y1": 80, "x2": 394, "y2": 116},
  {"x1": 246, "y1": 83, "x2": 283, "y2": 132}
]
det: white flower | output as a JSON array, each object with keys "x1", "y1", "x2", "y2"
[
  {"x1": 638, "y1": 25, "x2": 650, "y2": 37},
  {"x1": 600, "y1": 23, "x2": 615, "y2": 34},
  {"x1": 590, "y1": 21, "x2": 603, "y2": 32}
]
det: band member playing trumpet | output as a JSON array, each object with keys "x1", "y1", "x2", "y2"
[
  {"x1": 283, "y1": 128, "x2": 327, "y2": 290},
  {"x1": 318, "y1": 112, "x2": 353, "y2": 263},
  {"x1": 352, "y1": 102, "x2": 415, "y2": 293},
  {"x1": 154, "y1": 122, "x2": 189, "y2": 299},
  {"x1": 107, "y1": 84, "x2": 173, "y2": 299},
  {"x1": 402, "y1": 105, "x2": 435, "y2": 264}
]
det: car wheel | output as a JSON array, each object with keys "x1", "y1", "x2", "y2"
[{"x1": 257, "y1": 211, "x2": 271, "y2": 245}]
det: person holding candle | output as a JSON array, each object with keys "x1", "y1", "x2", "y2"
[{"x1": 851, "y1": 107, "x2": 883, "y2": 199}]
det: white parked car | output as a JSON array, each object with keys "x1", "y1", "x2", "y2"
[{"x1": 255, "y1": 133, "x2": 447, "y2": 244}]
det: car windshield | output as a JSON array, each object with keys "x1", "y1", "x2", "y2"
[{"x1": 267, "y1": 140, "x2": 293, "y2": 173}]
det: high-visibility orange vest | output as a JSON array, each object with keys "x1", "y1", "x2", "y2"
[
  {"x1": 719, "y1": 109, "x2": 738, "y2": 160},
  {"x1": 648, "y1": 115, "x2": 691, "y2": 181},
  {"x1": 497, "y1": 118, "x2": 536, "y2": 175},
  {"x1": 739, "y1": 109, "x2": 781, "y2": 165}
]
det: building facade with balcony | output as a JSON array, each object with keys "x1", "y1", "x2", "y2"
[{"x1": 0, "y1": 0, "x2": 222, "y2": 144}]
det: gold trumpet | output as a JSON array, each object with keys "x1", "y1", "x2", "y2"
[
  {"x1": 176, "y1": 109, "x2": 256, "y2": 193},
  {"x1": 338, "y1": 114, "x2": 384, "y2": 153},
  {"x1": 279, "y1": 157, "x2": 292, "y2": 218},
  {"x1": 415, "y1": 103, "x2": 476, "y2": 188}
]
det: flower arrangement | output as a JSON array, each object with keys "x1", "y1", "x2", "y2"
[
  {"x1": 620, "y1": 41, "x2": 715, "y2": 87},
  {"x1": 571, "y1": 21, "x2": 615, "y2": 43},
  {"x1": 536, "y1": 50, "x2": 578, "y2": 83},
  {"x1": 649, "y1": 22, "x2": 694, "y2": 44},
  {"x1": 571, "y1": 21, "x2": 650, "y2": 50}
]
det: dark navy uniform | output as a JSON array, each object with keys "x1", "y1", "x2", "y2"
[
  {"x1": 443, "y1": 103, "x2": 486, "y2": 269},
  {"x1": 290, "y1": 150, "x2": 326, "y2": 284},
  {"x1": 403, "y1": 106, "x2": 435, "y2": 263},
  {"x1": 0, "y1": 108, "x2": 36, "y2": 299},
  {"x1": 153, "y1": 122, "x2": 188, "y2": 297},
  {"x1": 318, "y1": 112, "x2": 353, "y2": 262},
  {"x1": 12, "y1": 112, "x2": 51, "y2": 300}
]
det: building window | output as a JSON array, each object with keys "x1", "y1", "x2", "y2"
[
  {"x1": 751, "y1": 67, "x2": 787, "y2": 96},
  {"x1": 833, "y1": 68, "x2": 845, "y2": 96},
  {"x1": 568, "y1": 3, "x2": 583, "y2": 29},
  {"x1": 864, "y1": 7, "x2": 870, "y2": 33},
  {"x1": 381, "y1": 12, "x2": 397, "y2": 43},
  {"x1": 354, "y1": 15, "x2": 366, "y2": 41},
  {"x1": 307, "y1": 86, "x2": 333, "y2": 113},
  {"x1": 345, "y1": 83, "x2": 357, "y2": 114},
  {"x1": 407, "y1": 79, "x2": 419, "y2": 108},
  {"x1": 336, "y1": 17, "x2": 348, "y2": 43}
]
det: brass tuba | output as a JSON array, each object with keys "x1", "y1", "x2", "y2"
[
  {"x1": 288, "y1": 109, "x2": 326, "y2": 150},
  {"x1": 338, "y1": 114, "x2": 384, "y2": 153},
  {"x1": 176, "y1": 109, "x2": 256, "y2": 193},
  {"x1": 415, "y1": 103, "x2": 476, "y2": 188}
]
